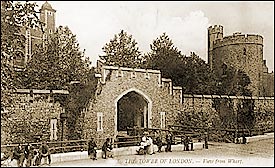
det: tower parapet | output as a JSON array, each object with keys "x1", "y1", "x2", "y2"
[{"x1": 213, "y1": 33, "x2": 263, "y2": 49}]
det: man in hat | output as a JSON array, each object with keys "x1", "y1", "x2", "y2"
[{"x1": 166, "y1": 131, "x2": 173, "y2": 152}]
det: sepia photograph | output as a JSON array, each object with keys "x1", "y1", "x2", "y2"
[{"x1": 1, "y1": 1, "x2": 274, "y2": 167}]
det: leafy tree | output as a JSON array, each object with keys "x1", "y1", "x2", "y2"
[
  {"x1": 1, "y1": 1, "x2": 42, "y2": 110},
  {"x1": 142, "y1": 33, "x2": 182, "y2": 78},
  {"x1": 143, "y1": 33, "x2": 217, "y2": 94},
  {"x1": 178, "y1": 52, "x2": 217, "y2": 94},
  {"x1": 216, "y1": 63, "x2": 252, "y2": 96},
  {"x1": 101, "y1": 30, "x2": 142, "y2": 68},
  {"x1": 18, "y1": 26, "x2": 98, "y2": 140},
  {"x1": 21, "y1": 26, "x2": 91, "y2": 90}
]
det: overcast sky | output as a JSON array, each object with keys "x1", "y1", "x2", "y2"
[{"x1": 33, "y1": 1, "x2": 274, "y2": 72}]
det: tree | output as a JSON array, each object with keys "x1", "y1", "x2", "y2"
[
  {"x1": 216, "y1": 63, "x2": 252, "y2": 96},
  {"x1": 19, "y1": 25, "x2": 98, "y2": 140},
  {"x1": 178, "y1": 52, "x2": 217, "y2": 94},
  {"x1": 142, "y1": 33, "x2": 182, "y2": 78},
  {"x1": 20, "y1": 26, "x2": 91, "y2": 90},
  {"x1": 1, "y1": 1, "x2": 42, "y2": 110},
  {"x1": 101, "y1": 30, "x2": 142, "y2": 68},
  {"x1": 143, "y1": 33, "x2": 217, "y2": 94}
]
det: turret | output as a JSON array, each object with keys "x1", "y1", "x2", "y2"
[
  {"x1": 40, "y1": 1, "x2": 56, "y2": 36},
  {"x1": 208, "y1": 25, "x2": 223, "y2": 70}
]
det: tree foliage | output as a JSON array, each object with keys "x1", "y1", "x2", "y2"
[
  {"x1": 142, "y1": 33, "x2": 182, "y2": 77},
  {"x1": 20, "y1": 26, "x2": 91, "y2": 90},
  {"x1": 1, "y1": 1, "x2": 42, "y2": 109},
  {"x1": 101, "y1": 30, "x2": 142, "y2": 68},
  {"x1": 143, "y1": 33, "x2": 217, "y2": 94},
  {"x1": 216, "y1": 63, "x2": 252, "y2": 96}
]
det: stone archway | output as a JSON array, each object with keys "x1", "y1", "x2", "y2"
[{"x1": 114, "y1": 88, "x2": 152, "y2": 135}]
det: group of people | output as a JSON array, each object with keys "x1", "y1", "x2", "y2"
[
  {"x1": 2, "y1": 141, "x2": 51, "y2": 167},
  {"x1": 137, "y1": 130, "x2": 197, "y2": 155},
  {"x1": 137, "y1": 130, "x2": 174, "y2": 155},
  {"x1": 87, "y1": 138, "x2": 113, "y2": 160}
]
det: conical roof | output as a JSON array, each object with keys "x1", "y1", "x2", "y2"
[{"x1": 41, "y1": 1, "x2": 56, "y2": 12}]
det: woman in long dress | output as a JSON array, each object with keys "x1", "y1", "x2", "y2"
[{"x1": 147, "y1": 136, "x2": 154, "y2": 155}]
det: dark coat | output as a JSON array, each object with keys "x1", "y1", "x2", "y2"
[
  {"x1": 102, "y1": 141, "x2": 112, "y2": 152},
  {"x1": 24, "y1": 145, "x2": 34, "y2": 159},
  {"x1": 88, "y1": 141, "x2": 97, "y2": 155},
  {"x1": 39, "y1": 144, "x2": 50, "y2": 157},
  {"x1": 12, "y1": 145, "x2": 24, "y2": 160}
]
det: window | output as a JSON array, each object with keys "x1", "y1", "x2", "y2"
[
  {"x1": 50, "y1": 119, "x2": 57, "y2": 140},
  {"x1": 131, "y1": 71, "x2": 136, "y2": 78},
  {"x1": 145, "y1": 72, "x2": 150, "y2": 79},
  {"x1": 160, "y1": 112, "x2": 166, "y2": 129},
  {"x1": 49, "y1": 29, "x2": 52, "y2": 34},
  {"x1": 97, "y1": 112, "x2": 103, "y2": 131}
]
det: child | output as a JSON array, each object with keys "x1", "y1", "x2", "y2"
[{"x1": 88, "y1": 138, "x2": 97, "y2": 160}]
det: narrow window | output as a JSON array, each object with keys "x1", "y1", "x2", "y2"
[
  {"x1": 145, "y1": 71, "x2": 150, "y2": 79},
  {"x1": 243, "y1": 48, "x2": 246, "y2": 55},
  {"x1": 97, "y1": 112, "x2": 103, "y2": 131},
  {"x1": 50, "y1": 119, "x2": 57, "y2": 140},
  {"x1": 160, "y1": 112, "x2": 166, "y2": 129},
  {"x1": 131, "y1": 71, "x2": 136, "y2": 78}
]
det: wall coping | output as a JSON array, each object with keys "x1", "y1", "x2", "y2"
[
  {"x1": 102, "y1": 65, "x2": 161, "y2": 74},
  {"x1": 14, "y1": 89, "x2": 69, "y2": 94}
]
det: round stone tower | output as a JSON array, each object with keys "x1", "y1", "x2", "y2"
[{"x1": 209, "y1": 26, "x2": 264, "y2": 96}]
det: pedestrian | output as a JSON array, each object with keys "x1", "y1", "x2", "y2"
[
  {"x1": 39, "y1": 141, "x2": 51, "y2": 165},
  {"x1": 183, "y1": 135, "x2": 187, "y2": 151},
  {"x1": 204, "y1": 132, "x2": 208, "y2": 149},
  {"x1": 189, "y1": 137, "x2": 194, "y2": 151},
  {"x1": 102, "y1": 138, "x2": 113, "y2": 159},
  {"x1": 88, "y1": 138, "x2": 97, "y2": 160},
  {"x1": 12, "y1": 143, "x2": 25, "y2": 167},
  {"x1": 147, "y1": 136, "x2": 154, "y2": 155},
  {"x1": 242, "y1": 133, "x2": 247, "y2": 144},
  {"x1": 24, "y1": 143, "x2": 34, "y2": 167},
  {"x1": 32, "y1": 148, "x2": 40, "y2": 166},
  {"x1": 165, "y1": 131, "x2": 172, "y2": 152},
  {"x1": 156, "y1": 136, "x2": 163, "y2": 152}
]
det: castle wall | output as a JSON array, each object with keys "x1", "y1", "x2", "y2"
[
  {"x1": 262, "y1": 72, "x2": 274, "y2": 96},
  {"x1": 208, "y1": 25, "x2": 265, "y2": 96},
  {"x1": 83, "y1": 65, "x2": 274, "y2": 146},
  {"x1": 1, "y1": 89, "x2": 67, "y2": 144}
]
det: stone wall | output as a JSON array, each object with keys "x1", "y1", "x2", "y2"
[
  {"x1": 83, "y1": 65, "x2": 274, "y2": 146},
  {"x1": 1, "y1": 89, "x2": 68, "y2": 145},
  {"x1": 208, "y1": 25, "x2": 266, "y2": 96}
]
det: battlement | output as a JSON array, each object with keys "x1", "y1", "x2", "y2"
[
  {"x1": 98, "y1": 65, "x2": 161, "y2": 84},
  {"x1": 213, "y1": 33, "x2": 263, "y2": 48},
  {"x1": 208, "y1": 25, "x2": 223, "y2": 33}
]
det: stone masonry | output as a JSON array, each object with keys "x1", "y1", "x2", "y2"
[
  {"x1": 83, "y1": 64, "x2": 274, "y2": 146},
  {"x1": 1, "y1": 89, "x2": 68, "y2": 144}
]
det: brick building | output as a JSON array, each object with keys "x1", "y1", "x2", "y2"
[
  {"x1": 13, "y1": 1, "x2": 56, "y2": 69},
  {"x1": 208, "y1": 25, "x2": 274, "y2": 96}
]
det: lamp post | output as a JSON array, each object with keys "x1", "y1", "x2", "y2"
[{"x1": 60, "y1": 112, "x2": 67, "y2": 141}]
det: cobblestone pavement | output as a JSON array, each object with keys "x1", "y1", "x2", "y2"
[{"x1": 49, "y1": 138, "x2": 274, "y2": 167}]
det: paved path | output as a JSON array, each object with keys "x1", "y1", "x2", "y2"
[{"x1": 48, "y1": 137, "x2": 274, "y2": 167}]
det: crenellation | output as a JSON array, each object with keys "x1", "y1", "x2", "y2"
[{"x1": 213, "y1": 34, "x2": 263, "y2": 48}]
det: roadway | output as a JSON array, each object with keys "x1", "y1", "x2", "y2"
[{"x1": 48, "y1": 137, "x2": 274, "y2": 167}]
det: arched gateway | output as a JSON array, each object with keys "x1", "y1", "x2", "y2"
[
  {"x1": 83, "y1": 63, "x2": 183, "y2": 146},
  {"x1": 114, "y1": 88, "x2": 152, "y2": 134}
]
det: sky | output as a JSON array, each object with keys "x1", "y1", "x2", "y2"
[{"x1": 32, "y1": 1, "x2": 274, "y2": 72}]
